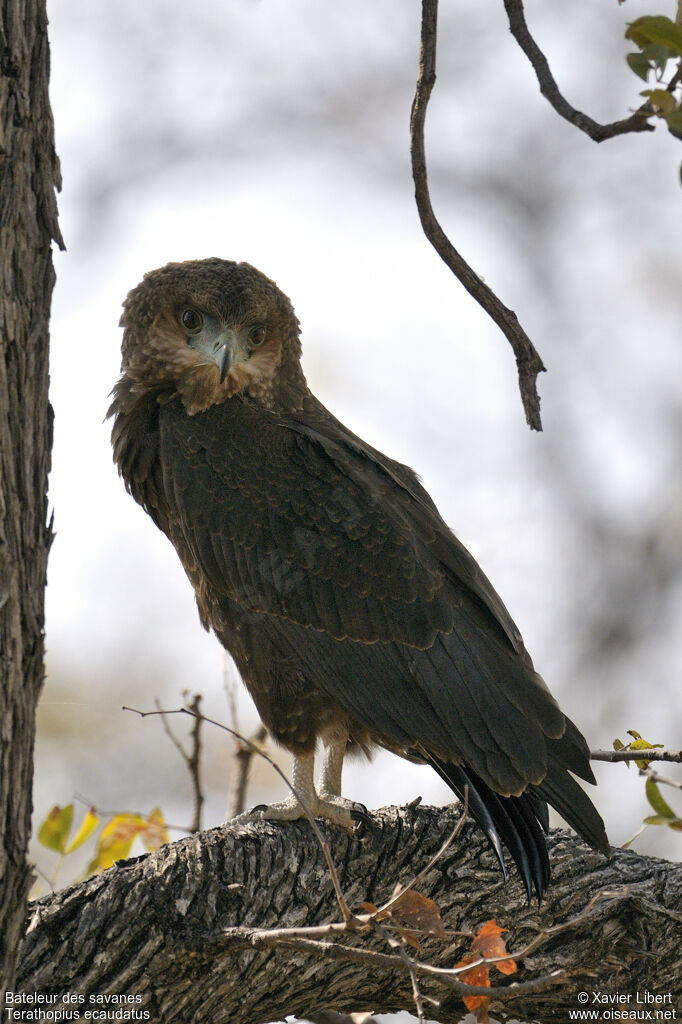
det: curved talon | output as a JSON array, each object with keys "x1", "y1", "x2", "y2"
[{"x1": 350, "y1": 803, "x2": 375, "y2": 830}]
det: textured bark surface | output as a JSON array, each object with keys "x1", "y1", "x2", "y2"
[
  {"x1": 0, "y1": 0, "x2": 61, "y2": 995},
  {"x1": 17, "y1": 806, "x2": 682, "y2": 1023}
]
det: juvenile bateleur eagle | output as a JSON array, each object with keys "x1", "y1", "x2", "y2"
[{"x1": 109, "y1": 257, "x2": 609, "y2": 901}]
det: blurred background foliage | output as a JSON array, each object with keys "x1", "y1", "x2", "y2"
[{"x1": 37, "y1": 3, "x2": 681, "y2": 1016}]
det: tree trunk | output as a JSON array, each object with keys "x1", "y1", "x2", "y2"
[
  {"x1": 17, "y1": 806, "x2": 682, "y2": 1023},
  {"x1": 0, "y1": 0, "x2": 61, "y2": 995}
]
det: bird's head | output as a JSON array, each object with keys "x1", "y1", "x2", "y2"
[{"x1": 119, "y1": 258, "x2": 305, "y2": 414}]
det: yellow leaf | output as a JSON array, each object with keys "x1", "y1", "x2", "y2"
[
  {"x1": 38, "y1": 805, "x2": 74, "y2": 854},
  {"x1": 65, "y1": 808, "x2": 100, "y2": 854},
  {"x1": 94, "y1": 813, "x2": 146, "y2": 870},
  {"x1": 140, "y1": 807, "x2": 169, "y2": 851}
]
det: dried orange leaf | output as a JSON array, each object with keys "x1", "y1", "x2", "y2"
[
  {"x1": 456, "y1": 953, "x2": 491, "y2": 1015},
  {"x1": 471, "y1": 919, "x2": 518, "y2": 974}
]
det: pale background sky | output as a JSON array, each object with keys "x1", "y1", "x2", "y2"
[{"x1": 36, "y1": 2, "x2": 681, "y2": 1021}]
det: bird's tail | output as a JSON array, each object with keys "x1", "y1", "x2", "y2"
[{"x1": 424, "y1": 754, "x2": 551, "y2": 902}]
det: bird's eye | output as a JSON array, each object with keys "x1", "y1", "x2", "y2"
[
  {"x1": 180, "y1": 308, "x2": 203, "y2": 334},
  {"x1": 248, "y1": 325, "x2": 267, "y2": 348}
]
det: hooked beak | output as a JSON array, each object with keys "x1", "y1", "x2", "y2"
[{"x1": 188, "y1": 329, "x2": 236, "y2": 383}]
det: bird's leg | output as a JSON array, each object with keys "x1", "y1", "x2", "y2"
[
  {"x1": 317, "y1": 734, "x2": 346, "y2": 799},
  {"x1": 234, "y1": 748, "x2": 357, "y2": 829},
  {"x1": 317, "y1": 735, "x2": 371, "y2": 825}
]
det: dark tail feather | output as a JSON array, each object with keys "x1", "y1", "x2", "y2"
[
  {"x1": 535, "y1": 760, "x2": 610, "y2": 855},
  {"x1": 424, "y1": 755, "x2": 550, "y2": 902}
]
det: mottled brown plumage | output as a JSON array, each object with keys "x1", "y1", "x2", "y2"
[{"x1": 109, "y1": 257, "x2": 609, "y2": 900}]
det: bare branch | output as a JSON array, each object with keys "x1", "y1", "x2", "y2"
[
  {"x1": 154, "y1": 693, "x2": 205, "y2": 832},
  {"x1": 643, "y1": 769, "x2": 682, "y2": 792},
  {"x1": 410, "y1": 0, "x2": 546, "y2": 431},
  {"x1": 503, "y1": 0, "x2": 655, "y2": 142},
  {"x1": 591, "y1": 748, "x2": 682, "y2": 764},
  {"x1": 226, "y1": 722, "x2": 268, "y2": 819}
]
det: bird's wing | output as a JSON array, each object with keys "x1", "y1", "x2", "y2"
[
  {"x1": 159, "y1": 393, "x2": 570, "y2": 759},
  {"x1": 159, "y1": 394, "x2": 525, "y2": 654}
]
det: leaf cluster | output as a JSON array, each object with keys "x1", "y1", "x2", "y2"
[
  {"x1": 37, "y1": 803, "x2": 169, "y2": 884},
  {"x1": 625, "y1": 15, "x2": 682, "y2": 155}
]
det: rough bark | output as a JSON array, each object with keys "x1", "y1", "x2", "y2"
[
  {"x1": 17, "y1": 806, "x2": 682, "y2": 1023},
  {"x1": 0, "y1": 0, "x2": 61, "y2": 995}
]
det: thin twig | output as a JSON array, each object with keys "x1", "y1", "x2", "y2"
[
  {"x1": 238, "y1": 886, "x2": 626, "y2": 988},
  {"x1": 154, "y1": 694, "x2": 204, "y2": 832},
  {"x1": 376, "y1": 787, "x2": 468, "y2": 916},
  {"x1": 371, "y1": 918, "x2": 428, "y2": 1023},
  {"x1": 503, "y1": 0, "x2": 655, "y2": 142},
  {"x1": 122, "y1": 705, "x2": 354, "y2": 923},
  {"x1": 642, "y1": 768, "x2": 682, "y2": 791},
  {"x1": 226, "y1": 722, "x2": 268, "y2": 819},
  {"x1": 591, "y1": 748, "x2": 682, "y2": 764},
  {"x1": 232, "y1": 931, "x2": 567, "y2": 1001},
  {"x1": 411, "y1": 0, "x2": 546, "y2": 431}
]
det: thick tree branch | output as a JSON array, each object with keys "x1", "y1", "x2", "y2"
[
  {"x1": 503, "y1": 0, "x2": 655, "y2": 141},
  {"x1": 17, "y1": 806, "x2": 682, "y2": 1023},
  {"x1": 0, "y1": 0, "x2": 61, "y2": 993},
  {"x1": 411, "y1": 0, "x2": 546, "y2": 431}
]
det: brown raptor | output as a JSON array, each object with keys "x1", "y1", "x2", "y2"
[{"x1": 109, "y1": 257, "x2": 609, "y2": 901}]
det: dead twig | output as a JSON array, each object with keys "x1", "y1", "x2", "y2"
[
  {"x1": 411, "y1": 0, "x2": 546, "y2": 431},
  {"x1": 154, "y1": 693, "x2": 204, "y2": 833},
  {"x1": 226, "y1": 722, "x2": 268, "y2": 819},
  {"x1": 225, "y1": 930, "x2": 567, "y2": 1002},
  {"x1": 503, "y1": 0, "x2": 655, "y2": 142}
]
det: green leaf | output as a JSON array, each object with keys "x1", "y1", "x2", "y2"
[
  {"x1": 641, "y1": 42, "x2": 675, "y2": 71},
  {"x1": 626, "y1": 16, "x2": 682, "y2": 59},
  {"x1": 627, "y1": 51, "x2": 653, "y2": 81},
  {"x1": 645, "y1": 778, "x2": 678, "y2": 819},
  {"x1": 38, "y1": 805, "x2": 74, "y2": 854},
  {"x1": 65, "y1": 807, "x2": 100, "y2": 854},
  {"x1": 641, "y1": 88, "x2": 677, "y2": 114}
]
